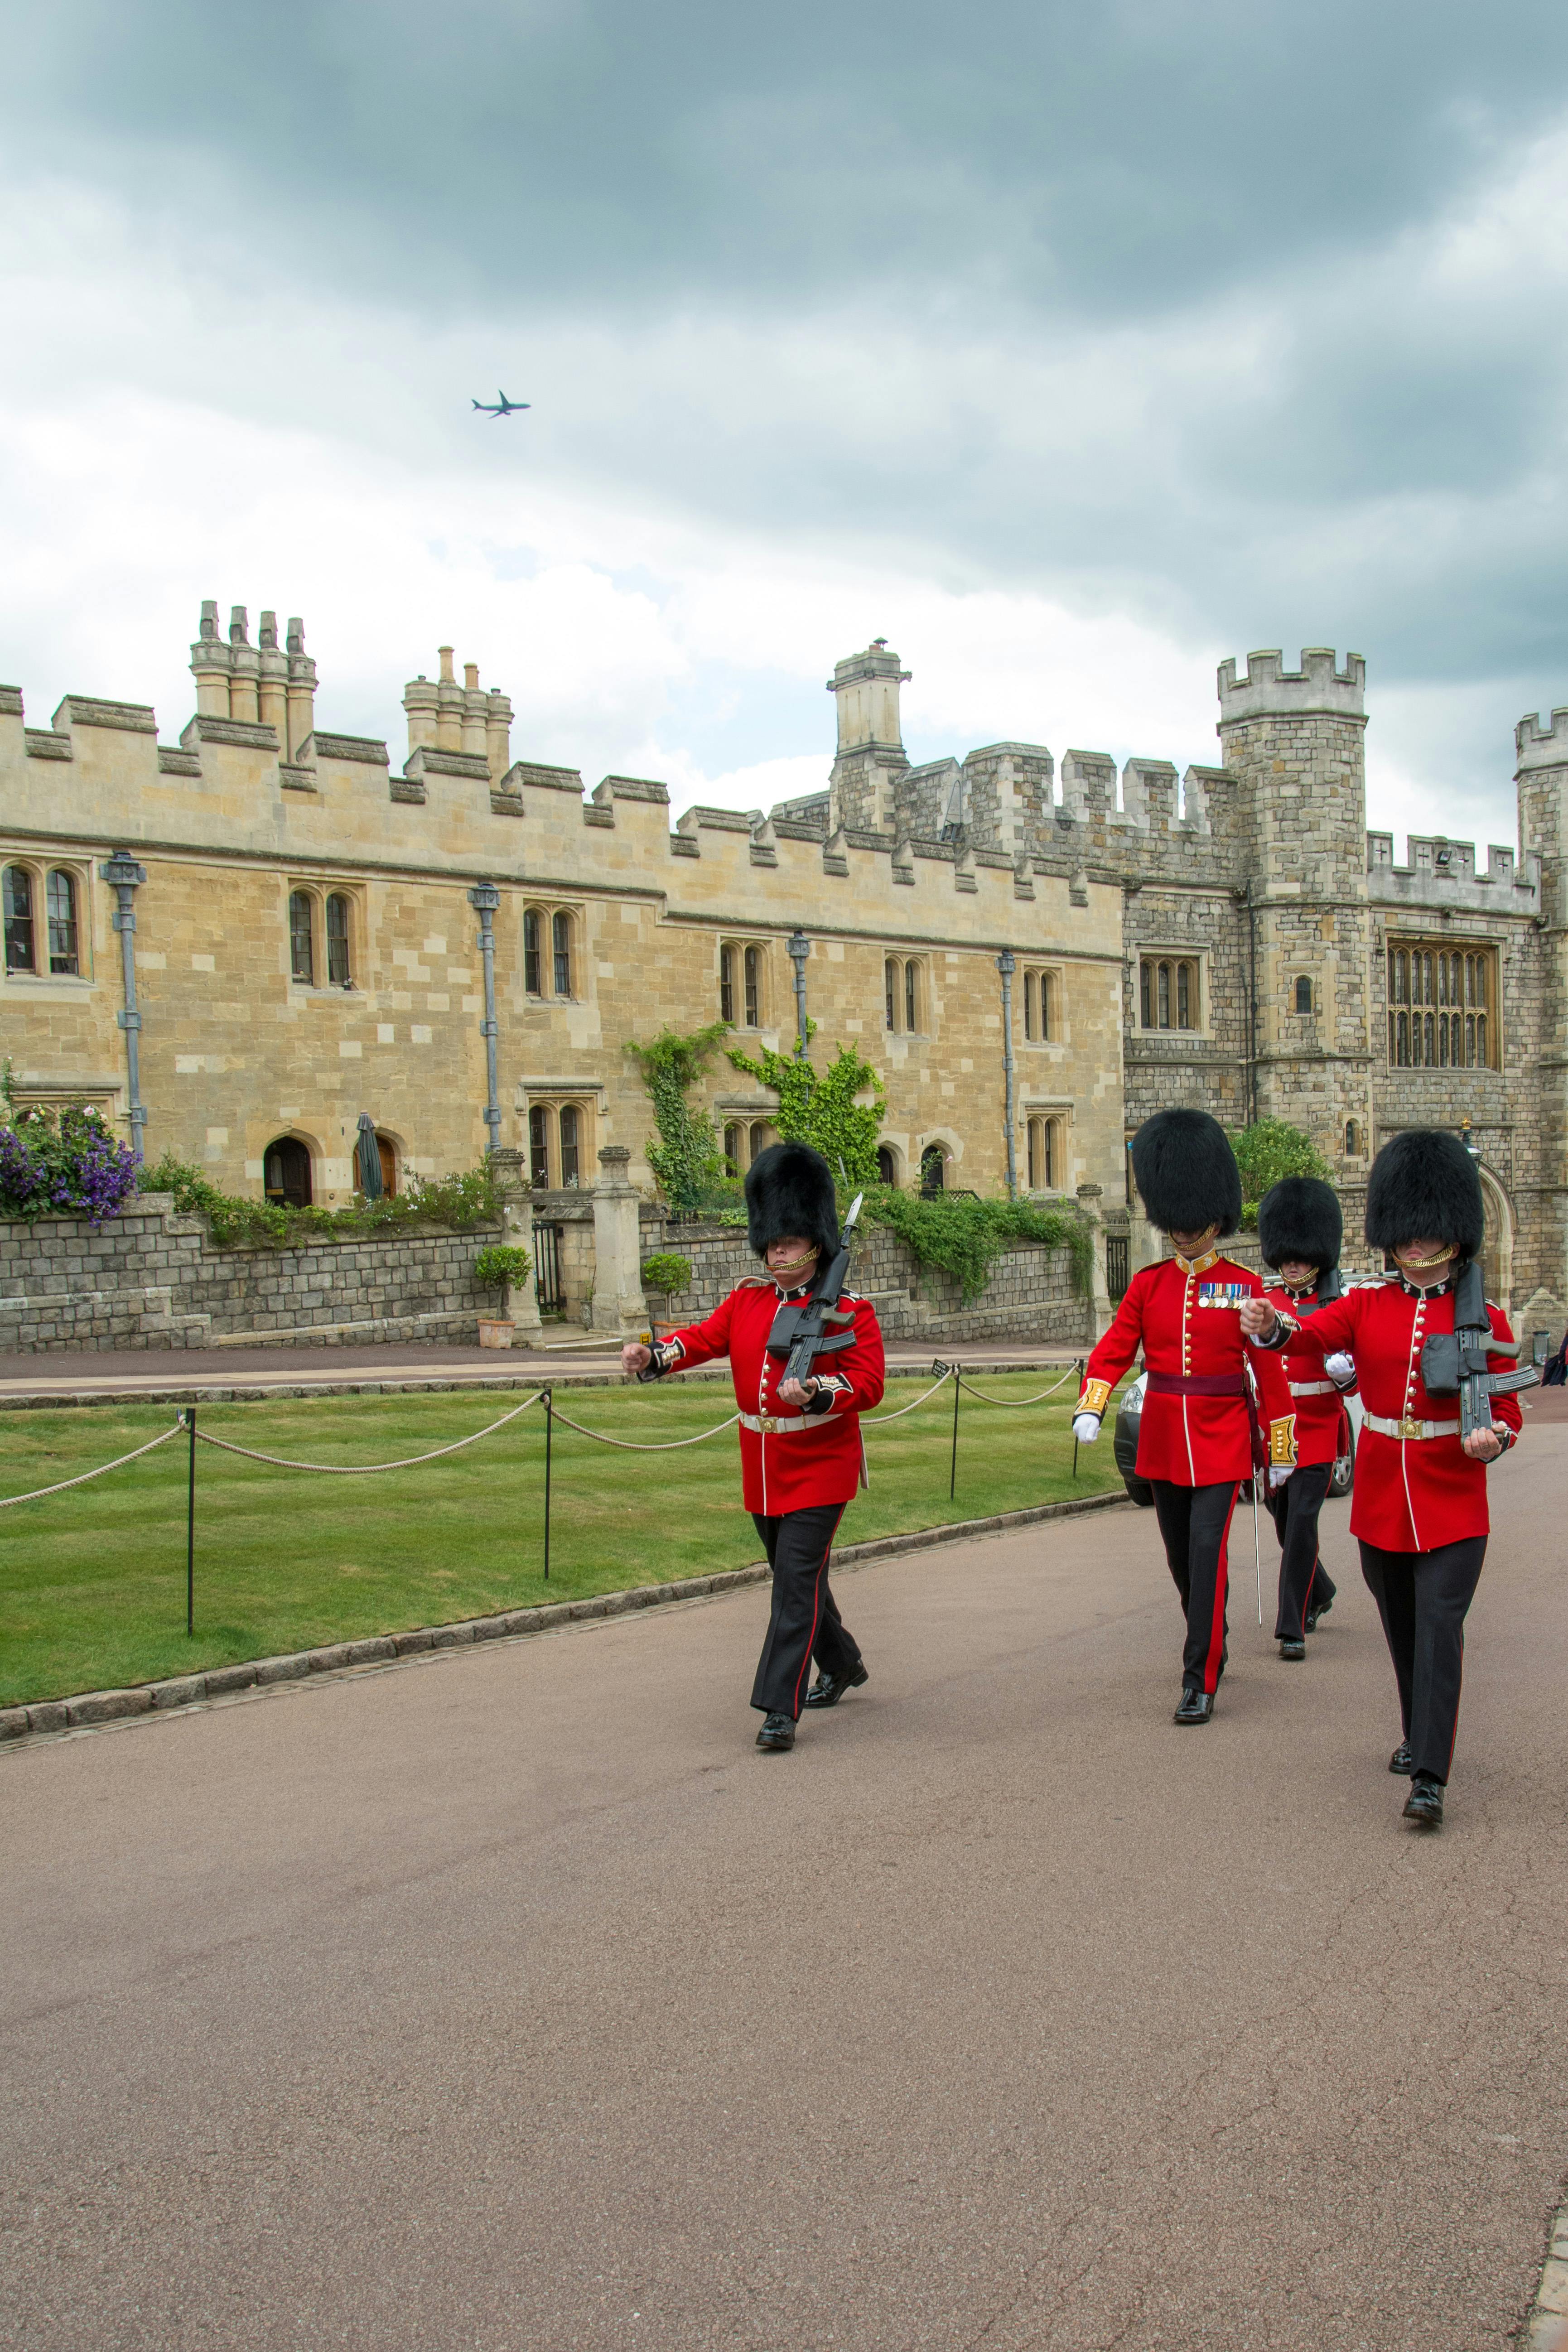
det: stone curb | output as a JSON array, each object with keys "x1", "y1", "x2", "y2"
[{"x1": 0, "y1": 1487, "x2": 1129, "y2": 1747}]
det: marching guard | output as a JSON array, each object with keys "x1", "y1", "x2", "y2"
[
  {"x1": 621, "y1": 1143, "x2": 885, "y2": 1752},
  {"x1": 1242, "y1": 1129, "x2": 1523, "y2": 1827},
  {"x1": 1256, "y1": 1176, "x2": 1358, "y2": 1661},
  {"x1": 1073, "y1": 1109, "x2": 1297, "y2": 1725}
]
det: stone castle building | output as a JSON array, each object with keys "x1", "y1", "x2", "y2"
[{"x1": 2, "y1": 604, "x2": 1565, "y2": 1325}]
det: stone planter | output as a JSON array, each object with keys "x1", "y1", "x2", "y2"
[{"x1": 477, "y1": 1317, "x2": 516, "y2": 1350}]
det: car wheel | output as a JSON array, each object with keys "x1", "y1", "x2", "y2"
[
  {"x1": 1122, "y1": 1475, "x2": 1155, "y2": 1509},
  {"x1": 1328, "y1": 1435, "x2": 1355, "y2": 1499}
]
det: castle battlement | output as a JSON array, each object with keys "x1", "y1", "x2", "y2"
[
  {"x1": 1516, "y1": 707, "x2": 1568, "y2": 772},
  {"x1": 1365, "y1": 829, "x2": 1538, "y2": 914},
  {"x1": 1217, "y1": 647, "x2": 1366, "y2": 724}
]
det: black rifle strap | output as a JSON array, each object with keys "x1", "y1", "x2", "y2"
[{"x1": 1453, "y1": 1256, "x2": 1486, "y2": 1333}]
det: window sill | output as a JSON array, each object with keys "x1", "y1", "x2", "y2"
[{"x1": 4, "y1": 969, "x2": 94, "y2": 988}]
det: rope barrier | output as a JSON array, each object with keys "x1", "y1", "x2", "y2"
[
  {"x1": 0, "y1": 1421, "x2": 183, "y2": 1509},
  {"x1": 955, "y1": 1364, "x2": 1079, "y2": 1408},
  {"x1": 546, "y1": 1405, "x2": 743, "y2": 1451},
  {"x1": 188, "y1": 1385, "x2": 545, "y2": 1473},
  {"x1": 861, "y1": 1366, "x2": 956, "y2": 1425}
]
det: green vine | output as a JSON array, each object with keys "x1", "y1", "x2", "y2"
[
  {"x1": 624, "y1": 1022, "x2": 734, "y2": 1210},
  {"x1": 724, "y1": 1023, "x2": 887, "y2": 1186},
  {"x1": 137, "y1": 1153, "x2": 502, "y2": 1251},
  {"x1": 858, "y1": 1186, "x2": 1093, "y2": 1302}
]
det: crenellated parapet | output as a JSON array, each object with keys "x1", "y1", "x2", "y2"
[{"x1": 1218, "y1": 646, "x2": 1366, "y2": 724}]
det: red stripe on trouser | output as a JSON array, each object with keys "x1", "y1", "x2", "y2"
[
  {"x1": 1203, "y1": 1488, "x2": 1239, "y2": 1694},
  {"x1": 791, "y1": 1503, "x2": 848, "y2": 1717}
]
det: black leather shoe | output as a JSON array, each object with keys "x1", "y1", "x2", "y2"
[
  {"x1": 755, "y1": 1712, "x2": 796, "y2": 1751},
  {"x1": 1403, "y1": 1773, "x2": 1444, "y2": 1827},
  {"x1": 1279, "y1": 1638, "x2": 1306, "y2": 1662},
  {"x1": 1305, "y1": 1595, "x2": 1333, "y2": 1632},
  {"x1": 1389, "y1": 1740, "x2": 1414, "y2": 1776},
  {"x1": 1173, "y1": 1686, "x2": 1214, "y2": 1726},
  {"x1": 804, "y1": 1663, "x2": 869, "y2": 1709}
]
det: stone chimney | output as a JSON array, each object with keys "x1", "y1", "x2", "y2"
[
  {"x1": 227, "y1": 606, "x2": 259, "y2": 723},
  {"x1": 403, "y1": 646, "x2": 514, "y2": 778},
  {"x1": 827, "y1": 639, "x2": 911, "y2": 834},
  {"x1": 256, "y1": 611, "x2": 288, "y2": 745},
  {"x1": 191, "y1": 600, "x2": 229, "y2": 716},
  {"x1": 285, "y1": 618, "x2": 316, "y2": 762}
]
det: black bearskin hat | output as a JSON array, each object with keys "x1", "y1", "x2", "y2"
[
  {"x1": 1365, "y1": 1127, "x2": 1485, "y2": 1263},
  {"x1": 1258, "y1": 1176, "x2": 1342, "y2": 1273},
  {"x1": 744, "y1": 1142, "x2": 840, "y2": 1260},
  {"x1": 1130, "y1": 1108, "x2": 1242, "y2": 1238}
]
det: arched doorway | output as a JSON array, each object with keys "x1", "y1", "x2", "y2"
[
  {"x1": 376, "y1": 1133, "x2": 398, "y2": 1197},
  {"x1": 263, "y1": 1136, "x2": 313, "y2": 1207},
  {"x1": 1478, "y1": 1166, "x2": 1513, "y2": 1312},
  {"x1": 920, "y1": 1143, "x2": 948, "y2": 1196},
  {"x1": 876, "y1": 1144, "x2": 900, "y2": 1187}
]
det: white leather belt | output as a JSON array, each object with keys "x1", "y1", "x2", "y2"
[
  {"x1": 1363, "y1": 1412, "x2": 1460, "y2": 1441},
  {"x1": 739, "y1": 1411, "x2": 812, "y2": 1435},
  {"x1": 1289, "y1": 1380, "x2": 1336, "y2": 1397}
]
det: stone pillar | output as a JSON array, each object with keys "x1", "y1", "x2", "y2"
[
  {"x1": 489, "y1": 1147, "x2": 543, "y2": 1340},
  {"x1": 1076, "y1": 1181, "x2": 1114, "y2": 1340},
  {"x1": 591, "y1": 1146, "x2": 650, "y2": 1336}
]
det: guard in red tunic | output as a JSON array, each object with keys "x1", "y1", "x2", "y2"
[
  {"x1": 1243, "y1": 1129, "x2": 1522, "y2": 1828},
  {"x1": 621, "y1": 1143, "x2": 885, "y2": 1753},
  {"x1": 1073, "y1": 1109, "x2": 1296, "y2": 1725},
  {"x1": 1256, "y1": 1176, "x2": 1358, "y2": 1661}
]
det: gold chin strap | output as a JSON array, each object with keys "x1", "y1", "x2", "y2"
[
  {"x1": 770, "y1": 1248, "x2": 820, "y2": 1283},
  {"x1": 1395, "y1": 1243, "x2": 1458, "y2": 1270},
  {"x1": 1171, "y1": 1226, "x2": 1221, "y2": 1277}
]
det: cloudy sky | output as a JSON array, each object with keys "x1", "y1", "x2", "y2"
[{"x1": 4, "y1": 0, "x2": 1568, "y2": 849}]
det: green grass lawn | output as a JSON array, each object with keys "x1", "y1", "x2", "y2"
[{"x1": 0, "y1": 1369, "x2": 1126, "y2": 1706}]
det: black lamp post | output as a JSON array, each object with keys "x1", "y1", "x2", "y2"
[
  {"x1": 786, "y1": 928, "x2": 810, "y2": 1059},
  {"x1": 99, "y1": 851, "x2": 148, "y2": 1158},
  {"x1": 467, "y1": 881, "x2": 502, "y2": 1155}
]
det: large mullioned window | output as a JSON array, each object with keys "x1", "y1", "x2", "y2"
[{"x1": 1387, "y1": 944, "x2": 1496, "y2": 1069}]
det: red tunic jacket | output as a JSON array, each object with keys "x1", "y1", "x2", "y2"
[
  {"x1": 1077, "y1": 1249, "x2": 1297, "y2": 1485},
  {"x1": 655, "y1": 1278, "x2": 886, "y2": 1515},
  {"x1": 1271, "y1": 1275, "x2": 1520, "y2": 1551},
  {"x1": 1261, "y1": 1281, "x2": 1358, "y2": 1469}
]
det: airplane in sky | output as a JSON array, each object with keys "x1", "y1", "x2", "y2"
[{"x1": 472, "y1": 390, "x2": 530, "y2": 416}]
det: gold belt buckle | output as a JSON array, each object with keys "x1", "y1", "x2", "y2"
[
  {"x1": 1398, "y1": 1416, "x2": 1423, "y2": 1441},
  {"x1": 758, "y1": 1412, "x2": 778, "y2": 1434}
]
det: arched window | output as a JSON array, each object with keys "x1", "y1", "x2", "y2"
[
  {"x1": 288, "y1": 890, "x2": 314, "y2": 984},
  {"x1": 1139, "y1": 955, "x2": 1198, "y2": 1031},
  {"x1": 45, "y1": 871, "x2": 78, "y2": 975},
  {"x1": 1345, "y1": 1119, "x2": 1362, "y2": 1156},
  {"x1": 748, "y1": 1120, "x2": 771, "y2": 1165},
  {"x1": 263, "y1": 1136, "x2": 313, "y2": 1207},
  {"x1": 719, "y1": 945, "x2": 736, "y2": 1024},
  {"x1": 1294, "y1": 974, "x2": 1312, "y2": 1015},
  {"x1": 1023, "y1": 971, "x2": 1037, "y2": 1041},
  {"x1": 885, "y1": 958, "x2": 898, "y2": 1032},
  {"x1": 1387, "y1": 941, "x2": 1498, "y2": 1069},
  {"x1": 1176, "y1": 963, "x2": 1190, "y2": 1028},
  {"x1": 1026, "y1": 1117, "x2": 1058, "y2": 1191},
  {"x1": 524, "y1": 909, "x2": 542, "y2": 996},
  {"x1": 326, "y1": 892, "x2": 352, "y2": 987},
  {"x1": 904, "y1": 959, "x2": 918, "y2": 1032},
  {"x1": 528, "y1": 1104, "x2": 550, "y2": 1186},
  {"x1": 376, "y1": 1133, "x2": 398, "y2": 1196},
  {"x1": 3, "y1": 866, "x2": 35, "y2": 972},
  {"x1": 1158, "y1": 961, "x2": 1171, "y2": 1027},
  {"x1": 743, "y1": 945, "x2": 761, "y2": 1028},
  {"x1": 552, "y1": 910, "x2": 573, "y2": 997},
  {"x1": 724, "y1": 1122, "x2": 743, "y2": 1174},
  {"x1": 920, "y1": 1143, "x2": 947, "y2": 1196},
  {"x1": 876, "y1": 1145, "x2": 899, "y2": 1187},
  {"x1": 559, "y1": 1104, "x2": 581, "y2": 1187}
]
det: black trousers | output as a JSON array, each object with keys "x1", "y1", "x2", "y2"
[
  {"x1": 1359, "y1": 1535, "x2": 1487, "y2": 1783},
  {"x1": 1149, "y1": 1479, "x2": 1237, "y2": 1694},
  {"x1": 1266, "y1": 1462, "x2": 1338, "y2": 1641},
  {"x1": 750, "y1": 1502, "x2": 860, "y2": 1718}
]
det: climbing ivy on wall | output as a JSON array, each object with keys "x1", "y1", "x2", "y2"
[
  {"x1": 724, "y1": 1025, "x2": 888, "y2": 1188},
  {"x1": 624, "y1": 1022, "x2": 733, "y2": 1211}
]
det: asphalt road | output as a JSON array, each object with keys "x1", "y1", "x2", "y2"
[{"x1": 5, "y1": 1433, "x2": 1568, "y2": 2350}]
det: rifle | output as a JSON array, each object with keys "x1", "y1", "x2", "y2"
[
  {"x1": 765, "y1": 1192, "x2": 864, "y2": 1389},
  {"x1": 1418, "y1": 1258, "x2": 1544, "y2": 1439}
]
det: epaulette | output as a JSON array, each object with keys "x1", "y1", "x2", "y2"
[{"x1": 738, "y1": 1274, "x2": 772, "y2": 1288}]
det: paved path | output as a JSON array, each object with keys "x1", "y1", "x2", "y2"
[
  {"x1": 0, "y1": 1335, "x2": 1077, "y2": 1406},
  {"x1": 5, "y1": 1440, "x2": 1568, "y2": 2349}
]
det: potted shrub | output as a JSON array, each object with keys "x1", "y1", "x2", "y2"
[
  {"x1": 640, "y1": 1250, "x2": 693, "y2": 1341},
  {"x1": 473, "y1": 1243, "x2": 533, "y2": 1348}
]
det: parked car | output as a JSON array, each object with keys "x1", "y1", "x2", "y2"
[{"x1": 1111, "y1": 1371, "x2": 1359, "y2": 1508}]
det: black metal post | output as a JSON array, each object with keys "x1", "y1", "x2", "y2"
[
  {"x1": 542, "y1": 1387, "x2": 553, "y2": 1581},
  {"x1": 949, "y1": 1365, "x2": 961, "y2": 1499},
  {"x1": 185, "y1": 1407, "x2": 197, "y2": 1634}
]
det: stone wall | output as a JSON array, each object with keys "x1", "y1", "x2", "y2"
[{"x1": 0, "y1": 1196, "x2": 501, "y2": 1353}]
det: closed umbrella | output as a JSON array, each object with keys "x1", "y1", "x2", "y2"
[{"x1": 355, "y1": 1112, "x2": 384, "y2": 1199}]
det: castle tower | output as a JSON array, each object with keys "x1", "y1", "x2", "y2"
[
  {"x1": 1516, "y1": 708, "x2": 1568, "y2": 1307},
  {"x1": 826, "y1": 640, "x2": 910, "y2": 834},
  {"x1": 1215, "y1": 650, "x2": 1374, "y2": 1177}
]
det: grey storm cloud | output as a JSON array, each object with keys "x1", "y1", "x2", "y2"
[{"x1": 8, "y1": 0, "x2": 1568, "y2": 723}]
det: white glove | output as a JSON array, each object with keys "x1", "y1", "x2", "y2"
[
  {"x1": 1268, "y1": 1465, "x2": 1293, "y2": 1490},
  {"x1": 1325, "y1": 1351, "x2": 1356, "y2": 1388},
  {"x1": 1072, "y1": 1412, "x2": 1102, "y2": 1443}
]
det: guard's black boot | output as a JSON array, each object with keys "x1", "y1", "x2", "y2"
[
  {"x1": 1403, "y1": 1773, "x2": 1444, "y2": 1827},
  {"x1": 1389, "y1": 1740, "x2": 1414, "y2": 1776},
  {"x1": 756, "y1": 1712, "x2": 796, "y2": 1752},
  {"x1": 804, "y1": 1663, "x2": 869, "y2": 1709},
  {"x1": 1173, "y1": 1685, "x2": 1214, "y2": 1726},
  {"x1": 1279, "y1": 1638, "x2": 1307, "y2": 1662},
  {"x1": 1305, "y1": 1595, "x2": 1333, "y2": 1633}
]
